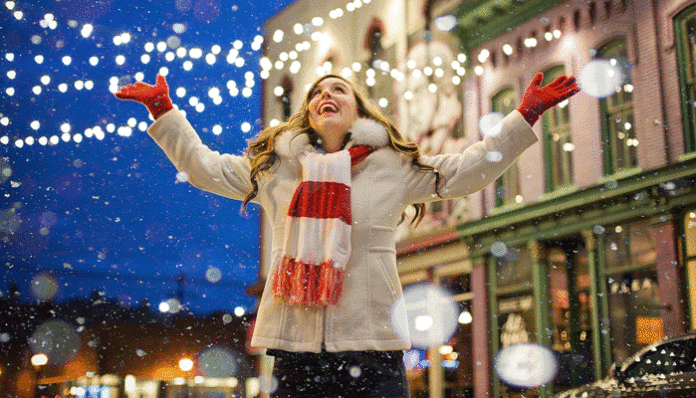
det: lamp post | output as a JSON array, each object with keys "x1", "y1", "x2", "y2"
[
  {"x1": 31, "y1": 353, "x2": 48, "y2": 396},
  {"x1": 179, "y1": 358, "x2": 194, "y2": 397}
]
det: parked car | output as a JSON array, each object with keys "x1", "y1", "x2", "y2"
[{"x1": 554, "y1": 332, "x2": 696, "y2": 397}]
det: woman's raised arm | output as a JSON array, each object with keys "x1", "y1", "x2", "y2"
[
  {"x1": 115, "y1": 75, "x2": 255, "y2": 202},
  {"x1": 403, "y1": 72, "x2": 579, "y2": 204}
]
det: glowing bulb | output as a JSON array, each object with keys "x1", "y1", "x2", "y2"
[
  {"x1": 179, "y1": 358, "x2": 194, "y2": 372},
  {"x1": 31, "y1": 354, "x2": 48, "y2": 366}
]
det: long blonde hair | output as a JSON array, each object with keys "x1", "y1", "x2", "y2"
[{"x1": 242, "y1": 74, "x2": 442, "y2": 226}]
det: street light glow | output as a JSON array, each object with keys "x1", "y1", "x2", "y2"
[
  {"x1": 31, "y1": 353, "x2": 48, "y2": 366},
  {"x1": 179, "y1": 358, "x2": 194, "y2": 371}
]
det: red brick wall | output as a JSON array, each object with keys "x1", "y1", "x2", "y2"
[{"x1": 471, "y1": 0, "x2": 692, "y2": 219}]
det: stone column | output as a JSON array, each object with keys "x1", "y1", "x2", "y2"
[{"x1": 471, "y1": 258, "x2": 490, "y2": 398}]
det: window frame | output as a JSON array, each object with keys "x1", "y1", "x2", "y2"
[
  {"x1": 674, "y1": 4, "x2": 696, "y2": 153},
  {"x1": 492, "y1": 87, "x2": 521, "y2": 207},
  {"x1": 542, "y1": 65, "x2": 574, "y2": 192},
  {"x1": 597, "y1": 38, "x2": 637, "y2": 175}
]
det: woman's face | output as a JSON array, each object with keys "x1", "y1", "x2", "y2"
[{"x1": 307, "y1": 77, "x2": 360, "y2": 141}]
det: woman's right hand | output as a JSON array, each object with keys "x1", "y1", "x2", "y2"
[{"x1": 114, "y1": 74, "x2": 173, "y2": 119}]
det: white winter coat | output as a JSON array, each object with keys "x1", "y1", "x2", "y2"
[{"x1": 148, "y1": 108, "x2": 537, "y2": 353}]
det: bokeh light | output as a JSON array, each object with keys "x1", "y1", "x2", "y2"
[
  {"x1": 30, "y1": 272, "x2": 59, "y2": 301},
  {"x1": 28, "y1": 320, "x2": 80, "y2": 365},
  {"x1": 479, "y1": 112, "x2": 505, "y2": 137},
  {"x1": 578, "y1": 59, "x2": 627, "y2": 98},
  {"x1": 494, "y1": 343, "x2": 558, "y2": 388},
  {"x1": 197, "y1": 347, "x2": 237, "y2": 377},
  {"x1": 391, "y1": 283, "x2": 458, "y2": 349}
]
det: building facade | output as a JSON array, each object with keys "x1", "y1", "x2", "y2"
[{"x1": 257, "y1": 0, "x2": 696, "y2": 397}]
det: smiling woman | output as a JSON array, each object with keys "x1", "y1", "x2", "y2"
[
  {"x1": 307, "y1": 77, "x2": 360, "y2": 152},
  {"x1": 114, "y1": 69, "x2": 578, "y2": 397}
]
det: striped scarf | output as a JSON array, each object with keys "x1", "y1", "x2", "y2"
[{"x1": 271, "y1": 144, "x2": 374, "y2": 306}]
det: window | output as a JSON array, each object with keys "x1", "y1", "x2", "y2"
[
  {"x1": 367, "y1": 25, "x2": 384, "y2": 70},
  {"x1": 685, "y1": 210, "x2": 696, "y2": 329},
  {"x1": 543, "y1": 65, "x2": 574, "y2": 191},
  {"x1": 492, "y1": 88, "x2": 521, "y2": 206},
  {"x1": 279, "y1": 76, "x2": 293, "y2": 121},
  {"x1": 604, "y1": 222, "x2": 661, "y2": 365},
  {"x1": 675, "y1": 5, "x2": 696, "y2": 153},
  {"x1": 440, "y1": 274, "x2": 474, "y2": 397},
  {"x1": 495, "y1": 246, "x2": 532, "y2": 288},
  {"x1": 598, "y1": 38, "x2": 637, "y2": 175},
  {"x1": 364, "y1": 21, "x2": 395, "y2": 116},
  {"x1": 547, "y1": 241, "x2": 595, "y2": 389}
]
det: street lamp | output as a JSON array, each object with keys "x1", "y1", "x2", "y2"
[
  {"x1": 179, "y1": 358, "x2": 194, "y2": 397},
  {"x1": 179, "y1": 358, "x2": 193, "y2": 372},
  {"x1": 31, "y1": 353, "x2": 48, "y2": 367},
  {"x1": 31, "y1": 353, "x2": 49, "y2": 395}
]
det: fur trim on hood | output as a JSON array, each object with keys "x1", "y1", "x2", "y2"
[{"x1": 274, "y1": 118, "x2": 390, "y2": 159}]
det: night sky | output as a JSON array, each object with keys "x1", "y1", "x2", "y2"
[{"x1": 1, "y1": 0, "x2": 295, "y2": 315}]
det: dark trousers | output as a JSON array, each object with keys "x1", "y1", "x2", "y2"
[{"x1": 268, "y1": 349, "x2": 410, "y2": 398}]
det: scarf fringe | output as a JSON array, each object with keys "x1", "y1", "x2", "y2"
[{"x1": 272, "y1": 256, "x2": 344, "y2": 306}]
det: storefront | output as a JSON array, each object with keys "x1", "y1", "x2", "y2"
[{"x1": 456, "y1": 159, "x2": 696, "y2": 398}]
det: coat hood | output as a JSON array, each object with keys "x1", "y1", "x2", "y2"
[{"x1": 274, "y1": 118, "x2": 390, "y2": 159}]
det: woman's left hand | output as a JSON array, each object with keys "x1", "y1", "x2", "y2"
[{"x1": 517, "y1": 72, "x2": 580, "y2": 126}]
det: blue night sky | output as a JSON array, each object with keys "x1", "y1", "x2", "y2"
[{"x1": 1, "y1": 0, "x2": 295, "y2": 315}]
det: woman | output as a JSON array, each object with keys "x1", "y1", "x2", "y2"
[{"x1": 115, "y1": 72, "x2": 578, "y2": 397}]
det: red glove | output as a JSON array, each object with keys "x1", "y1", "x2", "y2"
[
  {"x1": 114, "y1": 74, "x2": 173, "y2": 119},
  {"x1": 517, "y1": 72, "x2": 580, "y2": 126}
]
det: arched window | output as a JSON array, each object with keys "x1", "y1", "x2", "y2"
[
  {"x1": 675, "y1": 4, "x2": 696, "y2": 153},
  {"x1": 492, "y1": 88, "x2": 521, "y2": 207},
  {"x1": 364, "y1": 19, "x2": 394, "y2": 114},
  {"x1": 279, "y1": 76, "x2": 293, "y2": 121},
  {"x1": 366, "y1": 23, "x2": 385, "y2": 70},
  {"x1": 597, "y1": 38, "x2": 637, "y2": 174},
  {"x1": 542, "y1": 65, "x2": 574, "y2": 191}
]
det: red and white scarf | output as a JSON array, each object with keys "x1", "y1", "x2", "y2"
[{"x1": 271, "y1": 118, "x2": 390, "y2": 306}]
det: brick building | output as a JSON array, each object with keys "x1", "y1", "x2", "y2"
[{"x1": 254, "y1": 0, "x2": 696, "y2": 397}]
